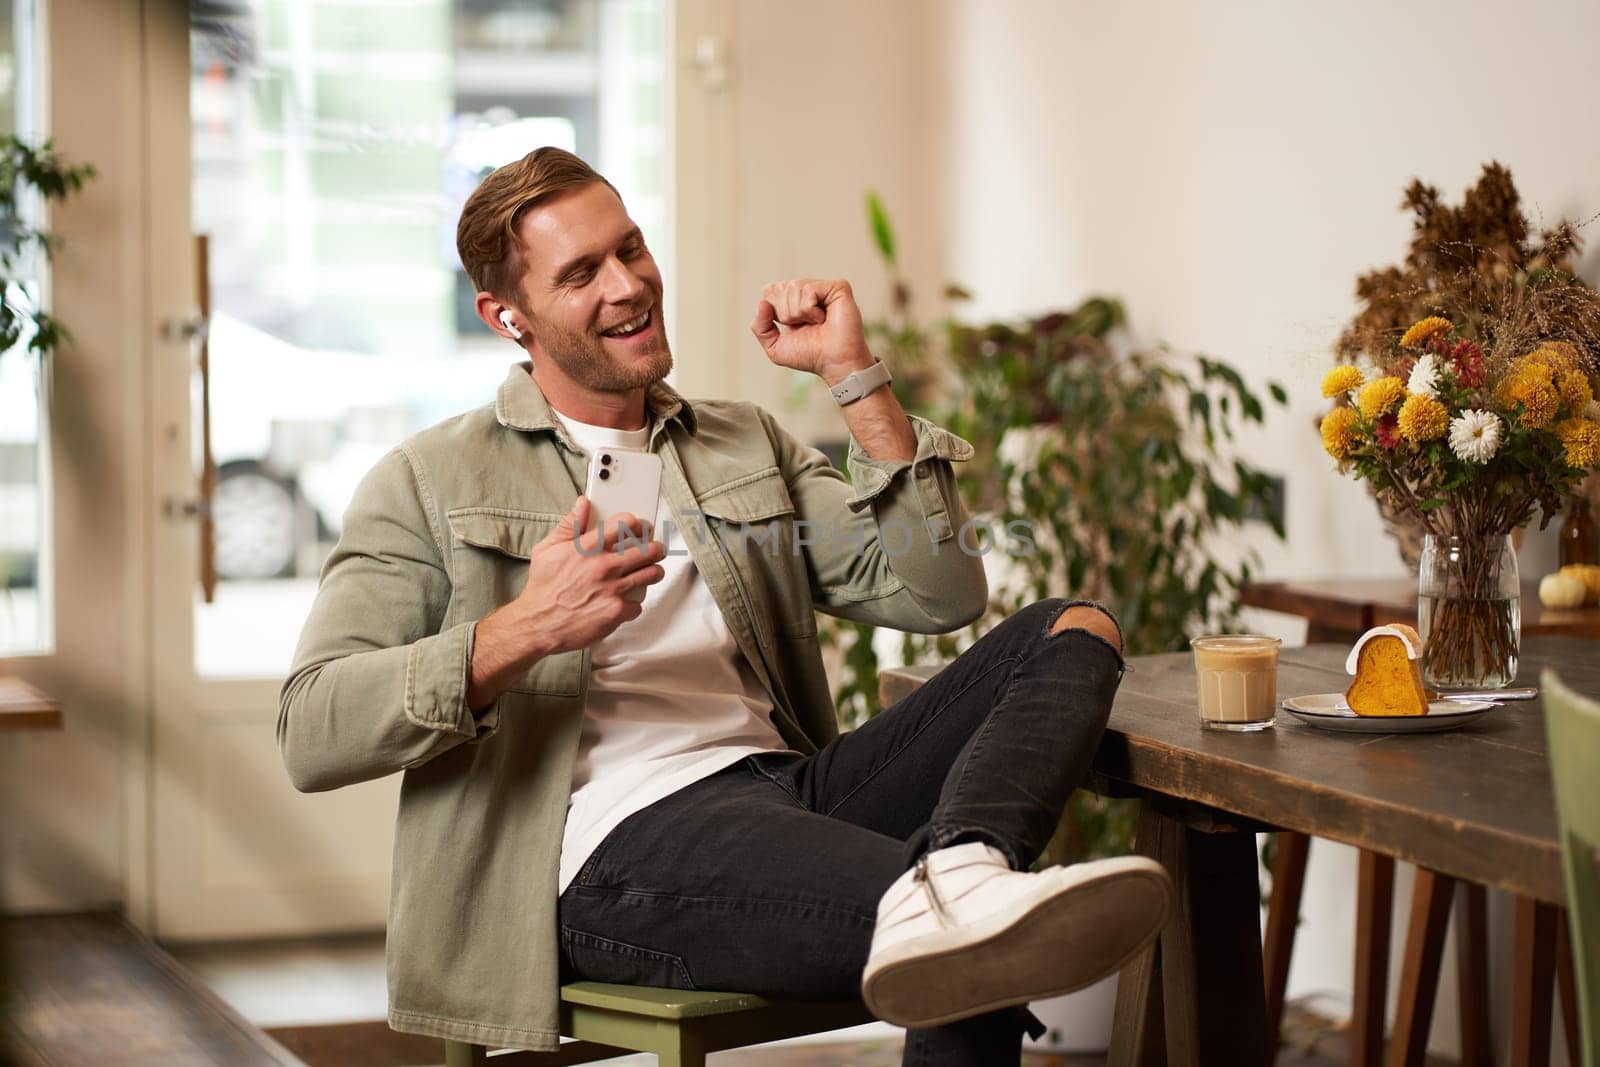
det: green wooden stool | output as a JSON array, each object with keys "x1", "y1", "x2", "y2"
[
  {"x1": 1544, "y1": 669, "x2": 1600, "y2": 1067},
  {"x1": 442, "y1": 982, "x2": 877, "y2": 1066}
]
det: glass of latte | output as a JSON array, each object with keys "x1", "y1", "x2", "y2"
[{"x1": 1190, "y1": 634, "x2": 1282, "y2": 731}]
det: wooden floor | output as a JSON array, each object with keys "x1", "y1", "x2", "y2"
[
  {"x1": 260, "y1": 1021, "x2": 1093, "y2": 1066},
  {"x1": 259, "y1": 1003, "x2": 1452, "y2": 1067},
  {"x1": 2, "y1": 913, "x2": 1457, "y2": 1067},
  {"x1": 1, "y1": 912, "x2": 300, "y2": 1066}
]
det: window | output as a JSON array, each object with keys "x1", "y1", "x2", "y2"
[
  {"x1": 0, "y1": 0, "x2": 50, "y2": 656},
  {"x1": 188, "y1": 0, "x2": 666, "y2": 676}
]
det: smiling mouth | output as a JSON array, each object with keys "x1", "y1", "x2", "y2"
[{"x1": 599, "y1": 308, "x2": 652, "y2": 338}]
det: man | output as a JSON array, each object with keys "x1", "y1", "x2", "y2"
[{"x1": 279, "y1": 147, "x2": 1173, "y2": 1066}]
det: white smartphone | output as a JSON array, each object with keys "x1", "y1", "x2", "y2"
[{"x1": 582, "y1": 447, "x2": 663, "y2": 603}]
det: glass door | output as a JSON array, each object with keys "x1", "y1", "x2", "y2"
[
  {"x1": 191, "y1": 0, "x2": 667, "y2": 677},
  {"x1": 148, "y1": 0, "x2": 666, "y2": 939}
]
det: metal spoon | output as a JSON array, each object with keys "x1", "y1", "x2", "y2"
[{"x1": 1426, "y1": 687, "x2": 1538, "y2": 702}]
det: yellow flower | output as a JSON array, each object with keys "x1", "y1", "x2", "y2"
[
  {"x1": 1321, "y1": 365, "x2": 1364, "y2": 398},
  {"x1": 1320, "y1": 406, "x2": 1359, "y2": 459},
  {"x1": 1400, "y1": 316, "x2": 1452, "y2": 348},
  {"x1": 1396, "y1": 394, "x2": 1449, "y2": 442},
  {"x1": 1496, "y1": 361, "x2": 1553, "y2": 406},
  {"x1": 1509, "y1": 356, "x2": 1559, "y2": 381},
  {"x1": 1554, "y1": 417, "x2": 1600, "y2": 468},
  {"x1": 1534, "y1": 340, "x2": 1584, "y2": 372},
  {"x1": 1557, "y1": 370, "x2": 1594, "y2": 414},
  {"x1": 1508, "y1": 372, "x2": 1560, "y2": 428},
  {"x1": 1357, "y1": 376, "x2": 1405, "y2": 420}
]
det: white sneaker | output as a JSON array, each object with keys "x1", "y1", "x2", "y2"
[{"x1": 860, "y1": 841, "x2": 1174, "y2": 1029}]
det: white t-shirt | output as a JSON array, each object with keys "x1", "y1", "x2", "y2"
[{"x1": 551, "y1": 408, "x2": 795, "y2": 893}]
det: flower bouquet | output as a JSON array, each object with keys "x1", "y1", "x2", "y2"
[
  {"x1": 1337, "y1": 162, "x2": 1599, "y2": 565},
  {"x1": 1319, "y1": 316, "x2": 1600, "y2": 687}
]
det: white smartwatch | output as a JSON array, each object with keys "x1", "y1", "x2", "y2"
[{"x1": 828, "y1": 360, "x2": 893, "y2": 406}]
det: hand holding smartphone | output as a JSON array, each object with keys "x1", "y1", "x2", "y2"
[{"x1": 582, "y1": 447, "x2": 664, "y2": 604}]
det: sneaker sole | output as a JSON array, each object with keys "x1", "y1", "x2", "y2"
[{"x1": 860, "y1": 857, "x2": 1173, "y2": 1029}]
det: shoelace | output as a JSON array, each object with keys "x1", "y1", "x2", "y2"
[{"x1": 912, "y1": 855, "x2": 955, "y2": 928}]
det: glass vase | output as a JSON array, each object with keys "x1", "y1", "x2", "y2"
[{"x1": 1416, "y1": 534, "x2": 1521, "y2": 690}]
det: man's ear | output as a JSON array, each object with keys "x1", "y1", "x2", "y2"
[{"x1": 474, "y1": 290, "x2": 525, "y2": 342}]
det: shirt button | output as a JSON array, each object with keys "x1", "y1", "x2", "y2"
[{"x1": 915, "y1": 463, "x2": 932, "y2": 479}]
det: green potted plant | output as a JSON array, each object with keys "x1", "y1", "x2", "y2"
[
  {"x1": 0, "y1": 137, "x2": 94, "y2": 598},
  {"x1": 815, "y1": 193, "x2": 1286, "y2": 1048},
  {"x1": 824, "y1": 192, "x2": 1286, "y2": 721},
  {"x1": 0, "y1": 136, "x2": 95, "y2": 362}
]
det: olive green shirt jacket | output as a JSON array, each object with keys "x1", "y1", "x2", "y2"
[{"x1": 278, "y1": 362, "x2": 986, "y2": 1050}]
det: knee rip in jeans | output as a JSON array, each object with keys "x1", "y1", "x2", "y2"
[{"x1": 1044, "y1": 598, "x2": 1129, "y2": 675}]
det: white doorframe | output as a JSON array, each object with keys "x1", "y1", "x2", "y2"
[
  {"x1": 117, "y1": 0, "x2": 192, "y2": 937},
  {"x1": 140, "y1": 0, "x2": 400, "y2": 941},
  {"x1": 665, "y1": 0, "x2": 739, "y2": 402}
]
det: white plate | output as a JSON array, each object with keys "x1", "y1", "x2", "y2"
[{"x1": 1280, "y1": 693, "x2": 1498, "y2": 733}]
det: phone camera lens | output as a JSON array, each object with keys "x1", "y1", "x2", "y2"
[
  {"x1": 598, "y1": 468, "x2": 610, "y2": 481},
  {"x1": 600, "y1": 454, "x2": 612, "y2": 466}
]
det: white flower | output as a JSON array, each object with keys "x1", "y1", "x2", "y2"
[
  {"x1": 1355, "y1": 355, "x2": 1382, "y2": 385},
  {"x1": 1448, "y1": 409, "x2": 1502, "y2": 464},
  {"x1": 1407, "y1": 353, "x2": 1442, "y2": 399}
]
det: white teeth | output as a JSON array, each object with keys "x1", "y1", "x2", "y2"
[{"x1": 602, "y1": 310, "x2": 650, "y2": 337}]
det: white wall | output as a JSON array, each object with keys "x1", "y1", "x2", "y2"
[
  {"x1": 937, "y1": 0, "x2": 1600, "y2": 582},
  {"x1": 716, "y1": 0, "x2": 947, "y2": 444}
]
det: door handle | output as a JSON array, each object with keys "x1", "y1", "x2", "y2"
[
  {"x1": 162, "y1": 497, "x2": 211, "y2": 520},
  {"x1": 190, "y1": 234, "x2": 218, "y2": 602},
  {"x1": 161, "y1": 312, "x2": 208, "y2": 345}
]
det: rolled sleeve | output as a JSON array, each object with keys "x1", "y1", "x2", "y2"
[
  {"x1": 844, "y1": 417, "x2": 976, "y2": 547},
  {"x1": 403, "y1": 619, "x2": 500, "y2": 742},
  {"x1": 760, "y1": 407, "x2": 986, "y2": 634}
]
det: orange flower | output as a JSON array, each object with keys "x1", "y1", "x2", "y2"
[
  {"x1": 1534, "y1": 341, "x2": 1584, "y2": 373},
  {"x1": 1509, "y1": 373, "x2": 1559, "y2": 428},
  {"x1": 1557, "y1": 370, "x2": 1594, "y2": 414},
  {"x1": 1320, "y1": 406, "x2": 1360, "y2": 459},
  {"x1": 1400, "y1": 317, "x2": 1452, "y2": 348},
  {"x1": 1554, "y1": 417, "x2": 1600, "y2": 468},
  {"x1": 1357, "y1": 376, "x2": 1405, "y2": 421},
  {"x1": 1397, "y1": 394, "x2": 1449, "y2": 442},
  {"x1": 1495, "y1": 363, "x2": 1554, "y2": 411},
  {"x1": 1321, "y1": 365, "x2": 1364, "y2": 398}
]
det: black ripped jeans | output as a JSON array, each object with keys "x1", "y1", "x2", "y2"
[{"x1": 556, "y1": 597, "x2": 1126, "y2": 1067}]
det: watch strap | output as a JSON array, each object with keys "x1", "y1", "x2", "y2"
[{"x1": 829, "y1": 360, "x2": 893, "y2": 406}]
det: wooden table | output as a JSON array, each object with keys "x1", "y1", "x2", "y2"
[
  {"x1": 0, "y1": 676, "x2": 62, "y2": 730},
  {"x1": 1242, "y1": 578, "x2": 1600, "y2": 644},
  {"x1": 881, "y1": 637, "x2": 1597, "y2": 1066}
]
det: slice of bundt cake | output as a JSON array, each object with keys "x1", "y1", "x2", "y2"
[{"x1": 1344, "y1": 623, "x2": 1429, "y2": 717}]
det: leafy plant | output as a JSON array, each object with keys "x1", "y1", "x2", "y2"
[
  {"x1": 0, "y1": 138, "x2": 94, "y2": 597},
  {"x1": 821, "y1": 192, "x2": 1287, "y2": 862},
  {"x1": 0, "y1": 136, "x2": 96, "y2": 363}
]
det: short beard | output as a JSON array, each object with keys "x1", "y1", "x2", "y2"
[{"x1": 531, "y1": 309, "x2": 674, "y2": 392}]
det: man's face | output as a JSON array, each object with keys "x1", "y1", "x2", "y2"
[{"x1": 511, "y1": 182, "x2": 672, "y2": 392}]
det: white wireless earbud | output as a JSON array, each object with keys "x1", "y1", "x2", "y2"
[{"x1": 499, "y1": 310, "x2": 523, "y2": 340}]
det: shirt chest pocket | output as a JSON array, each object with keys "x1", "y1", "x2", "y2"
[
  {"x1": 694, "y1": 469, "x2": 816, "y2": 639},
  {"x1": 445, "y1": 507, "x2": 585, "y2": 697}
]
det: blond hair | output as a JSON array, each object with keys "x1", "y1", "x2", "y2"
[{"x1": 455, "y1": 147, "x2": 616, "y2": 299}]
